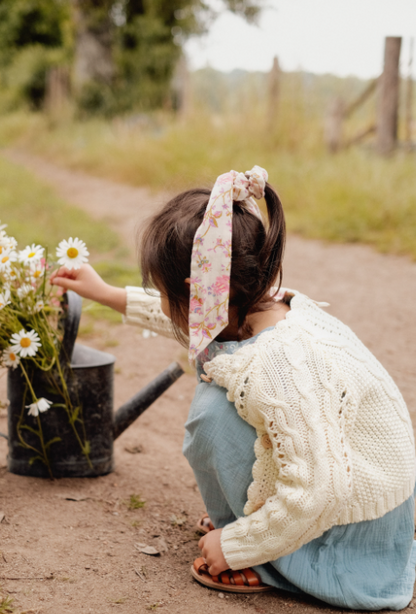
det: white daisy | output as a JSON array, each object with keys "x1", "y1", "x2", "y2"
[
  {"x1": 10, "y1": 329, "x2": 42, "y2": 358},
  {"x1": 3, "y1": 267, "x2": 19, "y2": 282},
  {"x1": 0, "y1": 248, "x2": 17, "y2": 273},
  {"x1": 18, "y1": 244, "x2": 44, "y2": 265},
  {"x1": 3, "y1": 347, "x2": 20, "y2": 369},
  {"x1": 0, "y1": 234, "x2": 16, "y2": 251},
  {"x1": 26, "y1": 397, "x2": 52, "y2": 417},
  {"x1": 29, "y1": 261, "x2": 45, "y2": 283},
  {"x1": 32, "y1": 300, "x2": 45, "y2": 313},
  {"x1": 0, "y1": 288, "x2": 11, "y2": 310},
  {"x1": 17, "y1": 283, "x2": 33, "y2": 299},
  {"x1": 56, "y1": 238, "x2": 89, "y2": 270}
]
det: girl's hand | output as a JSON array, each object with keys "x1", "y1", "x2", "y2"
[
  {"x1": 50, "y1": 264, "x2": 127, "y2": 314},
  {"x1": 51, "y1": 264, "x2": 108, "y2": 301},
  {"x1": 198, "y1": 529, "x2": 228, "y2": 576}
]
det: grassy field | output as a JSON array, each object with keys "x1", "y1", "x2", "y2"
[{"x1": 0, "y1": 102, "x2": 415, "y2": 260}]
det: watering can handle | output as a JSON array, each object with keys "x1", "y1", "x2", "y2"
[{"x1": 60, "y1": 290, "x2": 82, "y2": 363}]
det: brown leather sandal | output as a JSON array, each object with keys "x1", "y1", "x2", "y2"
[
  {"x1": 195, "y1": 513, "x2": 215, "y2": 535},
  {"x1": 191, "y1": 557, "x2": 273, "y2": 593}
]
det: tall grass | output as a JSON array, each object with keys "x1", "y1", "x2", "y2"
[{"x1": 0, "y1": 72, "x2": 415, "y2": 260}]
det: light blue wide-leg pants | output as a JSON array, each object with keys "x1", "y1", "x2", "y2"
[{"x1": 183, "y1": 381, "x2": 416, "y2": 611}]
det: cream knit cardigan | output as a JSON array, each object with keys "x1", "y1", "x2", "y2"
[{"x1": 124, "y1": 287, "x2": 416, "y2": 570}]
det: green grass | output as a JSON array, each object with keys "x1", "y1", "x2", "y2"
[
  {"x1": 126, "y1": 494, "x2": 146, "y2": 510},
  {"x1": 0, "y1": 109, "x2": 416, "y2": 259},
  {"x1": 0, "y1": 154, "x2": 120, "y2": 254},
  {"x1": 0, "y1": 594, "x2": 13, "y2": 613}
]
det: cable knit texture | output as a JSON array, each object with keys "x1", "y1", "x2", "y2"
[
  {"x1": 123, "y1": 286, "x2": 175, "y2": 338},
  {"x1": 204, "y1": 291, "x2": 416, "y2": 571}
]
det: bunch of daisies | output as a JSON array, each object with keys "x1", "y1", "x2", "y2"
[{"x1": 0, "y1": 221, "x2": 89, "y2": 416}]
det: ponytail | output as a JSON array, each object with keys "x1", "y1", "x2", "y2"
[
  {"x1": 140, "y1": 181, "x2": 286, "y2": 346},
  {"x1": 232, "y1": 182, "x2": 286, "y2": 339},
  {"x1": 260, "y1": 183, "x2": 286, "y2": 296}
]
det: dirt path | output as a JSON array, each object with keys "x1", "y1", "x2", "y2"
[{"x1": 1, "y1": 149, "x2": 416, "y2": 614}]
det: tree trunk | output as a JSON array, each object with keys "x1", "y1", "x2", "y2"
[
  {"x1": 71, "y1": 0, "x2": 114, "y2": 91},
  {"x1": 376, "y1": 37, "x2": 402, "y2": 155}
]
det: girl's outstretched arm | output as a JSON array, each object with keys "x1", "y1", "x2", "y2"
[{"x1": 51, "y1": 264, "x2": 127, "y2": 314}]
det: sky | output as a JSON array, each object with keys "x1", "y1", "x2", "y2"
[{"x1": 185, "y1": 0, "x2": 416, "y2": 78}]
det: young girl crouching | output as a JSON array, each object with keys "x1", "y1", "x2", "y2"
[{"x1": 51, "y1": 167, "x2": 416, "y2": 610}]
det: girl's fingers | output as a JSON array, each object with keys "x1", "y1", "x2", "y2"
[
  {"x1": 51, "y1": 267, "x2": 75, "y2": 282},
  {"x1": 50, "y1": 276, "x2": 79, "y2": 291},
  {"x1": 51, "y1": 267, "x2": 80, "y2": 285}
]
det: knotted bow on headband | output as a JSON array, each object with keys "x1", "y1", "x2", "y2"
[{"x1": 188, "y1": 165, "x2": 268, "y2": 362}]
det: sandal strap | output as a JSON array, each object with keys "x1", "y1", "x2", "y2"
[
  {"x1": 200, "y1": 513, "x2": 215, "y2": 531},
  {"x1": 219, "y1": 571, "x2": 231, "y2": 585},
  {"x1": 231, "y1": 571, "x2": 245, "y2": 586},
  {"x1": 193, "y1": 557, "x2": 219, "y2": 582},
  {"x1": 193, "y1": 558, "x2": 261, "y2": 588},
  {"x1": 193, "y1": 557, "x2": 208, "y2": 573},
  {"x1": 241, "y1": 568, "x2": 261, "y2": 587}
]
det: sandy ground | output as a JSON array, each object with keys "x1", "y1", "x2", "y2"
[{"x1": 0, "y1": 149, "x2": 416, "y2": 614}]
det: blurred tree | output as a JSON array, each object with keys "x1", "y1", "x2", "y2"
[
  {"x1": 0, "y1": 0, "x2": 264, "y2": 113},
  {"x1": 0, "y1": 0, "x2": 68, "y2": 65},
  {"x1": 0, "y1": 0, "x2": 71, "y2": 108},
  {"x1": 72, "y1": 0, "x2": 264, "y2": 114}
]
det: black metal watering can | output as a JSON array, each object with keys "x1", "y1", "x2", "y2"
[{"x1": 6, "y1": 291, "x2": 184, "y2": 478}]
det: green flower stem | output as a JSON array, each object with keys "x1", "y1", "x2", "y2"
[
  {"x1": 18, "y1": 361, "x2": 38, "y2": 403},
  {"x1": 35, "y1": 413, "x2": 53, "y2": 479},
  {"x1": 16, "y1": 371, "x2": 53, "y2": 479},
  {"x1": 42, "y1": 247, "x2": 48, "y2": 301},
  {"x1": 53, "y1": 353, "x2": 93, "y2": 469}
]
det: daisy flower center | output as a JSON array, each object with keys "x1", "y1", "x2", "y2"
[
  {"x1": 67, "y1": 247, "x2": 79, "y2": 259},
  {"x1": 0, "y1": 246, "x2": 3, "y2": 254},
  {"x1": 20, "y1": 338, "x2": 31, "y2": 348},
  {"x1": 28, "y1": 251, "x2": 36, "y2": 258},
  {"x1": 1, "y1": 256, "x2": 9, "y2": 263},
  {"x1": 34, "y1": 271, "x2": 41, "y2": 278},
  {"x1": 9, "y1": 352, "x2": 16, "y2": 361}
]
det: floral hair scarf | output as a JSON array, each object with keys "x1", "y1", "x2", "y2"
[{"x1": 188, "y1": 165, "x2": 268, "y2": 363}]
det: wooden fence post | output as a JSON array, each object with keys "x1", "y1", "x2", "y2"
[
  {"x1": 325, "y1": 97, "x2": 345, "y2": 153},
  {"x1": 267, "y1": 56, "x2": 280, "y2": 130},
  {"x1": 405, "y1": 37, "x2": 414, "y2": 146},
  {"x1": 376, "y1": 36, "x2": 402, "y2": 155}
]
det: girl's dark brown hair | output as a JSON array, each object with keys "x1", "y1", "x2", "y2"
[{"x1": 140, "y1": 182, "x2": 286, "y2": 345}]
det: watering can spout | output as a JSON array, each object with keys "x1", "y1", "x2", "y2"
[{"x1": 113, "y1": 362, "x2": 184, "y2": 439}]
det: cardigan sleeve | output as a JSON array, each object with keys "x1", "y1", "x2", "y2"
[
  {"x1": 204, "y1": 333, "x2": 354, "y2": 570},
  {"x1": 122, "y1": 286, "x2": 176, "y2": 339}
]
